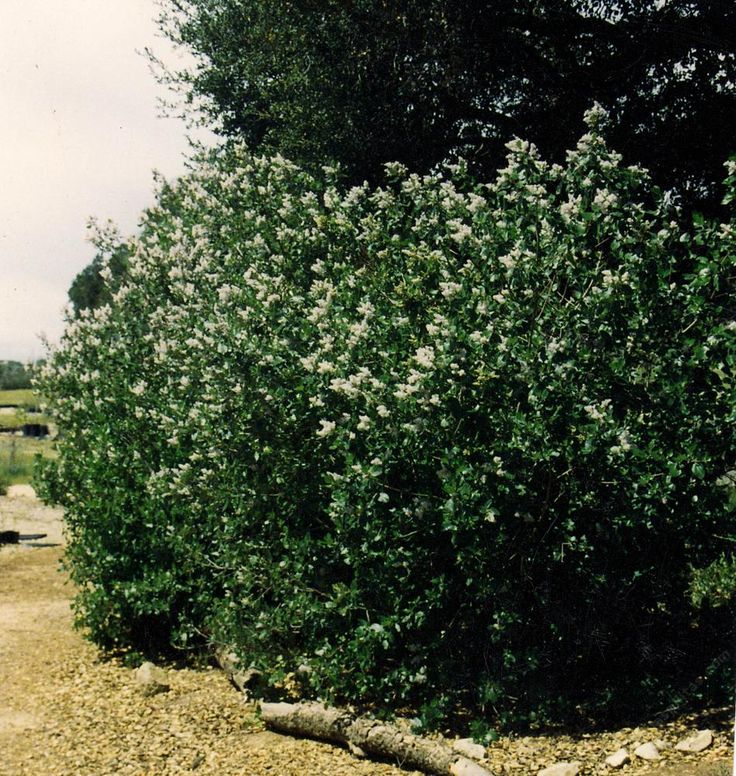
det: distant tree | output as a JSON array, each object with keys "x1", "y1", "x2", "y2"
[
  {"x1": 157, "y1": 0, "x2": 735, "y2": 212},
  {"x1": 0, "y1": 361, "x2": 32, "y2": 391},
  {"x1": 68, "y1": 243, "x2": 131, "y2": 317},
  {"x1": 67, "y1": 176, "x2": 187, "y2": 313}
]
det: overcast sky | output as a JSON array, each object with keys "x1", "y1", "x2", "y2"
[{"x1": 0, "y1": 0, "x2": 214, "y2": 362}]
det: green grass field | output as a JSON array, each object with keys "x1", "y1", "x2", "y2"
[
  {"x1": 0, "y1": 389, "x2": 54, "y2": 487},
  {"x1": 0, "y1": 388, "x2": 37, "y2": 407},
  {"x1": 0, "y1": 387, "x2": 51, "y2": 430},
  {"x1": 0, "y1": 435, "x2": 55, "y2": 487}
]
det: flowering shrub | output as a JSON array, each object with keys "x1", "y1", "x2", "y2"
[{"x1": 38, "y1": 109, "x2": 736, "y2": 726}]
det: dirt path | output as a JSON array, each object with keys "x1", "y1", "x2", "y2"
[{"x1": 0, "y1": 488, "x2": 732, "y2": 776}]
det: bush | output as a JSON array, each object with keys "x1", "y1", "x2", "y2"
[{"x1": 38, "y1": 109, "x2": 736, "y2": 727}]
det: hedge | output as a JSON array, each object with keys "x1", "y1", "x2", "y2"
[{"x1": 38, "y1": 107, "x2": 736, "y2": 729}]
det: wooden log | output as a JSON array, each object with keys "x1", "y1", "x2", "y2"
[
  {"x1": 214, "y1": 648, "x2": 265, "y2": 695},
  {"x1": 260, "y1": 700, "x2": 494, "y2": 776}
]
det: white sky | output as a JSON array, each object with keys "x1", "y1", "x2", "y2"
[{"x1": 0, "y1": 0, "x2": 214, "y2": 362}]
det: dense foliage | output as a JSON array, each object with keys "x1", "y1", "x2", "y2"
[
  {"x1": 39, "y1": 112, "x2": 736, "y2": 727},
  {"x1": 157, "y1": 0, "x2": 736, "y2": 213}
]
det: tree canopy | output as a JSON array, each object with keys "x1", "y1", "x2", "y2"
[{"x1": 157, "y1": 0, "x2": 736, "y2": 213}]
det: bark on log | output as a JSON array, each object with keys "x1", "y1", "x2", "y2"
[
  {"x1": 214, "y1": 648, "x2": 264, "y2": 695},
  {"x1": 260, "y1": 701, "x2": 494, "y2": 776}
]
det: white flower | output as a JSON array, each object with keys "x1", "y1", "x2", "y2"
[
  {"x1": 376, "y1": 405, "x2": 390, "y2": 418},
  {"x1": 317, "y1": 360, "x2": 335, "y2": 374},
  {"x1": 329, "y1": 377, "x2": 360, "y2": 398},
  {"x1": 316, "y1": 419, "x2": 336, "y2": 437},
  {"x1": 357, "y1": 415, "x2": 371, "y2": 431},
  {"x1": 499, "y1": 253, "x2": 516, "y2": 271},
  {"x1": 357, "y1": 300, "x2": 375, "y2": 318},
  {"x1": 130, "y1": 382, "x2": 146, "y2": 396},
  {"x1": 617, "y1": 430, "x2": 632, "y2": 451},
  {"x1": 414, "y1": 346, "x2": 435, "y2": 370},
  {"x1": 560, "y1": 195, "x2": 581, "y2": 223},
  {"x1": 505, "y1": 138, "x2": 531, "y2": 154},
  {"x1": 448, "y1": 219, "x2": 472, "y2": 243},
  {"x1": 583, "y1": 399, "x2": 611, "y2": 423},
  {"x1": 384, "y1": 161, "x2": 408, "y2": 178},
  {"x1": 466, "y1": 193, "x2": 486, "y2": 213},
  {"x1": 469, "y1": 331, "x2": 486, "y2": 345},
  {"x1": 378, "y1": 492, "x2": 390, "y2": 503},
  {"x1": 583, "y1": 102, "x2": 608, "y2": 126},
  {"x1": 439, "y1": 281, "x2": 462, "y2": 298},
  {"x1": 218, "y1": 284, "x2": 236, "y2": 303},
  {"x1": 593, "y1": 188, "x2": 618, "y2": 212},
  {"x1": 300, "y1": 354, "x2": 317, "y2": 371},
  {"x1": 394, "y1": 382, "x2": 419, "y2": 399}
]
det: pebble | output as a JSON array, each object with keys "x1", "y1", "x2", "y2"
[
  {"x1": 134, "y1": 661, "x2": 171, "y2": 696},
  {"x1": 604, "y1": 747, "x2": 630, "y2": 768},
  {"x1": 675, "y1": 729, "x2": 713, "y2": 753},
  {"x1": 453, "y1": 738, "x2": 488, "y2": 761},
  {"x1": 633, "y1": 742, "x2": 660, "y2": 761}
]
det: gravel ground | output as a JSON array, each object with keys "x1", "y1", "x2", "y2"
[{"x1": 0, "y1": 488, "x2": 732, "y2": 776}]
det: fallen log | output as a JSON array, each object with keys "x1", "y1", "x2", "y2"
[{"x1": 260, "y1": 700, "x2": 494, "y2": 776}]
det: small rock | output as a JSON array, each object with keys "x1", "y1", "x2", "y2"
[
  {"x1": 450, "y1": 758, "x2": 497, "y2": 776},
  {"x1": 453, "y1": 738, "x2": 487, "y2": 761},
  {"x1": 633, "y1": 742, "x2": 660, "y2": 761},
  {"x1": 675, "y1": 729, "x2": 713, "y2": 753},
  {"x1": 653, "y1": 738, "x2": 670, "y2": 750},
  {"x1": 538, "y1": 763, "x2": 580, "y2": 776},
  {"x1": 134, "y1": 661, "x2": 170, "y2": 696},
  {"x1": 604, "y1": 748, "x2": 630, "y2": 769}
]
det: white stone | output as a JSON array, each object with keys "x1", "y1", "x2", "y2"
[
  {"x1": 450, "y1": 757, "x2": 495, "y2": 776},
  {"x1": 675, "y1": 729, "x2": 713, "y2": 753},
  {"x1": 538, "y1": 763, "x2": 580, "y2": 776},
  {"x1": 134, "y1": 661, "x2": 170, "y2": 696},
  {"x1": 633, "y1": 742, "x2": 660, "y2": 761},
  {"x1": 453, "y1": 738, "x2": 487, "y2": 761},
  {"x1": 604, "y1": 748, "x2": 630, "y2": 768}
]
